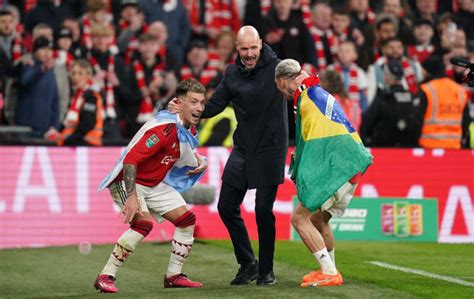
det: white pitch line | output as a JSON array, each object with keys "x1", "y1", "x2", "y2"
[{"x1": 367, "y1": 261, "x2": 474, "y2": 287}]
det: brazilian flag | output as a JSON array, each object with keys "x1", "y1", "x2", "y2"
[{"x1": 290, "y1": 85, "x2": 373, "y2": 212}]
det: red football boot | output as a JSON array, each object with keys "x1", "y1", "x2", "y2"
[
  {"x1": 94, "y1": 274, "x2": 119, "y2": 293},
  {"x1": 164, "y1": 273, "x2": 203, "y2": 288}
]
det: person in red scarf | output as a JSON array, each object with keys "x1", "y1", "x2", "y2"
[
  {"x1": 53, "y1": 26, "x2": 75, "y2": 69},
  {"x1": 124, "y1": 33, "x2": 178, "y2": 137},
  {"x1": 328, "y1": 41, "x2": 368, "y2": 113},
  {"x1": 82, "y1": 0, "x2": 113, "y2": 52},
  {"x1": 305, "y1": 1, "x2": 337, "y2": 71},
  {"x1": 88, "y1": 24, "x2": 129, "y2": 140},
  {"x1": 367, "y1": 38, "x2": 424, "y2": 105},
  {"x1": 180, "y1": 40, "x2": 219, "y2": 88}
]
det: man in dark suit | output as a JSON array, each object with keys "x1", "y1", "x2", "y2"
[{"x1": 201, "y1": 25, "x2": 288, "y2": 286}]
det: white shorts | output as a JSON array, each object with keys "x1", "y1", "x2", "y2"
[
  {"x1": 109, "y1": 180, "x2": 186, "y2": 223},
  {"x1": 320, "y1": 182, "x2": 357, "y2": 217}
]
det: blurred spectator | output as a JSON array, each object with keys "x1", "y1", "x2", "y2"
[
  {"x1": 82, "y1": 0, "x2": 112, "y2": 52},
  {"x1": 188, "y1": 0, "x2": 240, "y2": 44},
  {"x1": 57, "y1": 59, "x2": 103, "y2": 146},
  {"x1": 367, "y1": 38, "x2": 423, "y2": 103},
  {"x1": 180, "y1": 40, "x2": 219, "y2": 87},
  {"x1": 360, "y1": 58, "x2": 423, "y2": 147},
  {"x1": 320, "y1": 70, "x2": 362, "y2": 132},
  {"x1": 1, "y1": 8, "x2": 25, "y2": 125},
  {"x1": 329, "y1": 40, "x2": 369, "y2": 111},
  {"x1": 418, "y1": 55, "x2": 469, "y2": 149},
  {"x1": 456, "y1": 0, "x2": 474, "y2": 41},
  {"x1": 372, "y1": 15, "x2": 397, "y2": 64},
  {"x1": 32, "y1": 23, "x2": 53, "y2": 41},
  {"x1": 332, "y1": 6, "x2": 365, "y2": 47},
  {"x1": 198, "y1": 76, "x2": 237, "y2": 147},
  {"x1": 432, "y1": 12, "x2": 455, "y2": 50},
  {"x1": 412, "y1": 0, "x2": 438, "y2": 24},
  {"x1": 53, "y1": 26, "x2": 75, "y2": 68},
  {"x1": 125, "y1": 33, "x2": 177, "y2": 136},
  {"x1": 382, "y1": 0, "x2": 415, "y2": 44},
  {"x1": 62, "y1": 18, "x2": 87, "y2": 59},
  {"x1": 211, "y1": 31, "x2": 237, "y2": 73},
  {"x1": 146, "y1": 21, "x2": 178, "y2": 74},
  {"x1": 116, "y1": 0, "x2": 147, "y2": 64},
  {"x1": 24, "y1": 0, "x2": 76, "y2": 33},
  {"x1": 349, "y1": 0, "x2": 376, "y2": 32},
  {"x1": 260, "y1": 0, "x2": 317, "y2": 69},
  {"x1": 51, "y1": 26, "x2": 73, "y2": 121},
  {"x1": 407, "y1": 18, "x2": 434, "y2": 63},
  {"x1": 88, "y1": 23, "x2": 128, "y2": 140},
  {"x1": 139, "y1": 0, "x2": 191, "y2": 68},
  {"x1": 306, "y1": 1, "x2": 336, "y2": 71},
  {"x1": 15, "y1": 37, "x2": 60, "y2": 137}
]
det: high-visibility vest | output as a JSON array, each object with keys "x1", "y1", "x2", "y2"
[
  {"x1": 199, "y1": 106, "x2": 237, "y2": 147},
  {"x1": 60, "y1": 92, "x2": 104, "y2": 146},
  {"x1": 419, "y1": 78, "x2": 468, "y2": 149}
]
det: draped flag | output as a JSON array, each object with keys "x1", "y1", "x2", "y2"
[
  {"x1": 99, "y1": 111, "x2": 204, "y2": 192},
  {"x1": 290, "y1": 85, "x2": 373, "y2": 212}
]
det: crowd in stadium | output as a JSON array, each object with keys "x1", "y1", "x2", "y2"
[{"x1": 0, "y1": 0, "x2": 473, "y2": 148}]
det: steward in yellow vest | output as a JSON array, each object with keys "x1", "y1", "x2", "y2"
[{"x1": 418, "y1": 55, "x2": 468, "y2": 149}]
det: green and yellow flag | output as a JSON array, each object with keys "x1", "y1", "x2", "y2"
[{"x1": 290, "y1": 86, "x2": 373, "y2": 212}]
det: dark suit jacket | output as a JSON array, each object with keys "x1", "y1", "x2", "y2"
[{"x1": 201, "y1": 44, "x2": 288, "y2": 189}]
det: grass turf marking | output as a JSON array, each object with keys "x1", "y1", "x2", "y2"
[{"x1": 367, "y1": 261, "x2": 474, "y2": 288}]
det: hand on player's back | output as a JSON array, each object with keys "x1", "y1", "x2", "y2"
[{"x1": 167, "y1": 97, "x2": 183, "y2": 113}]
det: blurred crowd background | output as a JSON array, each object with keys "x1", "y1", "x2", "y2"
[{"x1": 0, "y1": 0, "x2": 473, "y2": 148}]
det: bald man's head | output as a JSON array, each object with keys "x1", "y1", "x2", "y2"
[{"x1": 236, "y1": 25, "x2": 262, "y2": 70}]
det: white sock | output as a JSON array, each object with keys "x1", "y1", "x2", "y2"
[
  {"x1": 328, "y1": 248, "x2": 335, "y2": 265},
  {"x1": 313, "y1": 248, "x2": 337, "y2": 275},
  {"x1": 166, "y1": 225, "x2": 194, "y2": 277},
  {"x1": 101, "y1": 229, "x2": 144, "y2": 277}
]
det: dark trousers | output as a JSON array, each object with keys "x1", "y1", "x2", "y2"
[{"x1": 217, "y1": 181, "x2": 278, "y2": 275}]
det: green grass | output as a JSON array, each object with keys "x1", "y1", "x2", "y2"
[{"x1": 0, "y1": 240, "x2": 473, "y2": 298}]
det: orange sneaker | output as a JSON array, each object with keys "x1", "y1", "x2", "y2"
[
  {"x1": 302, "y1": 270, "x2": 320, "y2": 283},
  {"x1": 300, "y1": 271, "x2": 343, "y2": 287}
]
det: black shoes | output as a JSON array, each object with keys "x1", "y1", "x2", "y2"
[
  {"x1": 256, "y1": 271, "x2": 276, "y2": 286},
  {"x1": 230, "y1": 260, "x2": 259, "y2": 285}
]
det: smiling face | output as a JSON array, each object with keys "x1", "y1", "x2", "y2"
[
  {"x1": 235, "y1": 29, "x2": 262, "y2": 70},
  {"x1": 179, "y1": 91, "x2": 206, "y2": 127}
]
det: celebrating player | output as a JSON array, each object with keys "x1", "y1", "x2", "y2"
[
  {"x1": 94, "y1": 78, "x2": 207, "y2": 293},
  {"x1": 274, "y1": 59, "x2": 372, "y2": 287}
]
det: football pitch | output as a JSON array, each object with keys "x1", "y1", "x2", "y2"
[{"x1": 0, "y1": 240, "x2": 473, "y2": 298}]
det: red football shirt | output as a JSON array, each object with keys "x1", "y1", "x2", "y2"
[{"x1": 114, "y1": 123, "x2": 180, "y2": 187}]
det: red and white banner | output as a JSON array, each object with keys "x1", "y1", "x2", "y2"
[{"x1": 0, "y1": 147, "x2": 472, "y2": 249}]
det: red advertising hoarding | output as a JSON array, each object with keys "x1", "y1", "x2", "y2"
[{"x1": 0, "y1": 147, "x2": 472, "y2": 248}]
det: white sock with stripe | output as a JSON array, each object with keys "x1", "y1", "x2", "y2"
[{"x1": 313, "y1": 248, "x2": 337, "y2": 275}]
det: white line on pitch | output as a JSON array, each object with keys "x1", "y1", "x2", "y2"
[{"x1": 367, "y1": 261, "x2": 474, "y2": 287}]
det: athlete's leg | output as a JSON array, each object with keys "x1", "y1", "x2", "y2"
[
  {"x1": 161, "y1": 205, "x2": 202, "y2": 288},
  {"x1": 311, "y1": 211, "x2": 334, "y2": 263}
]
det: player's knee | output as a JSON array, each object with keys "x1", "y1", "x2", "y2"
[
  {"x1": 131, "y1": 220, "x2": 153, "y2": 237},
  {"x1": 291, "y1": 212, "x2": 306, "y2": 229},
  {"x1": 173, "y1": 210, "x2": 196, "y2": 228}
]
